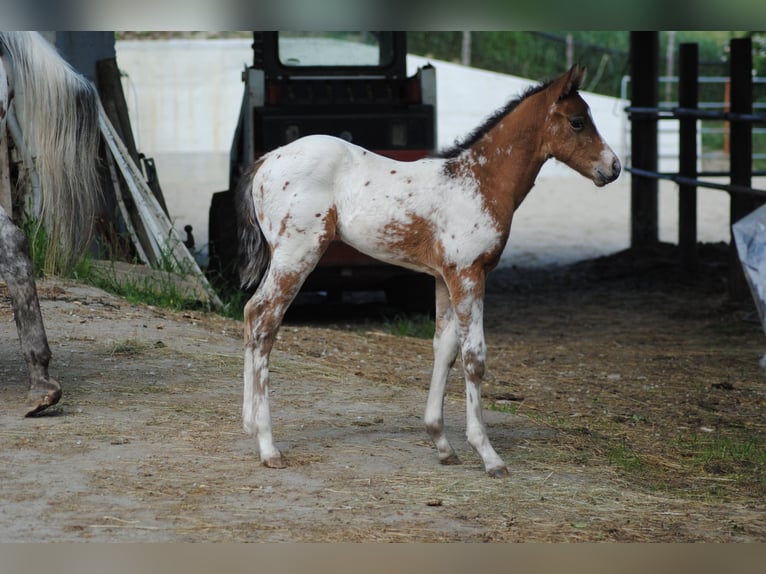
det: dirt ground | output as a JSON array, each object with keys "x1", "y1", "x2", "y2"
[{"x1": 1, "y1": 243, "x2": 765, "y2": 542}]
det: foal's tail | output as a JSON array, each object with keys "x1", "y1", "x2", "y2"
[
  {"x1": 236, "y1": 158, "x2": 271, "y2": 290},
  {"x1": 0, "y1": 32, "x2": 101, "y2": 274}
]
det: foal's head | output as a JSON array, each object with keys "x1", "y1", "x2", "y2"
[{"x1": 538, "y1": 65, "x2": 621, "y2": 186}]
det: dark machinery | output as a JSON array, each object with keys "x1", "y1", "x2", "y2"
[{"x1": 208, "y1": 32, "x2": 436, "y2": 308}]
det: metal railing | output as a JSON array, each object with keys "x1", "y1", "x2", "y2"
[
  {"x1": 624, "y1": 36, "x2": 764, "y2": 296},
  {"x1": 620, "y1": 75, "x2": 766, "y2": 171}
]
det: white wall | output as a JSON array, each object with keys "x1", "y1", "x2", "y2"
[
  {"x1": 116, "y1": 39, "x2": 627, "y2": 166},
  {"x1": 116, "y1": 39, "x2": 252, "y2": 154}
]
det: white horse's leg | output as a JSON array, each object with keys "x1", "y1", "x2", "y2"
[
  {"x1": 0, "y1": 207, "x2": 61, "y2": 415},
  {"x1": 447, "y1": 270, "x2": 508, "y2": 477},
  {"x1": 424, "y1": 277, "x2": 461, "y2": 464}
]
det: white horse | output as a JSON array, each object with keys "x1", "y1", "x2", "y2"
[
  {"x1": 0, "y1": 32, "x2": 101, "y2": 414},
  {"x1": 236, "y1": 66, "x2": 621, "y2": 476}
]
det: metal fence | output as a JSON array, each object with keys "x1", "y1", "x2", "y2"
[{"x1": 621, "y1": 75, "x2": 766, "y2": 173}]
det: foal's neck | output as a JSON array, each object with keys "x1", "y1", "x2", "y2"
[{"x1": 449, "y1": 96, "x2": 549, "y2": 226}]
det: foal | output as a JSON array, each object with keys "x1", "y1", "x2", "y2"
[{"x1": 237, "y1": 65, "x2": 620, "y2": 476}]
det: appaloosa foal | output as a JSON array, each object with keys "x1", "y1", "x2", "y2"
[{"x1": 236, "y1": 66, "x2": 620, "y2": 475}]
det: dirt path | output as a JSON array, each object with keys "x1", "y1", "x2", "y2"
[{"x1": 1, "y1": 245, "x2": 765, "y2": 541}]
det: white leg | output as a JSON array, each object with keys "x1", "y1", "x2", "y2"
[
  {"x1": 241, "y1": 231, "x2": 331, "y2": 468},
  {"x1": 450, "y1": 272, "x2": 508, "y2": 477},
  {"x1": 424, "y1": 278, "x2": 461, "y2": 464},
  {"x1": 243, "y1": 341, "x2": 283, "y2": 465},
  {"x1": 465, "y1": 377, "x2": 507, "y2": 477},
  {"x1": 242, "y1": 262, "x2": 312, "y2": 468}
]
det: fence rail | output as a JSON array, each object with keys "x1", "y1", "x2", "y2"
[
  {"x1": 627, "y1": 34, "x2": 761, "y2": 298},
  {"x1": 621, "y1": 75, "x2": 766, "y2": 168}
]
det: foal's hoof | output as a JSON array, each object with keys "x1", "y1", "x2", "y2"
[
  {"x1": 486, "y1": 465, "x2": 510, "y2": 478},
  {"x1": 262, "y1": 454, "x2": 287, "y2": 469},
  {"x1": 25, "y1": 385, "x2": 62, "y2": 417},
  {"x1": 439, "y1": 453, "x2": 462, "y2": 466}
]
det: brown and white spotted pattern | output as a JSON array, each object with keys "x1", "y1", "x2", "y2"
[{"x1": 237, "y1": 66, "x2": 620, "y2": 476}]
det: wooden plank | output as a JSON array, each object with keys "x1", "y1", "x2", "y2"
[
  {"x1": 0, "y1": 133, "x2": 11, "y2": 216},
  {"x1": 95, "y1": 57, "x2": 140, "y2": 165},
  {"x1": 98, "y1": 109, "x2": 223, "y2": 309}
]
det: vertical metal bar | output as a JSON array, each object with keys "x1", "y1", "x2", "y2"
[
  {"x1": 678, "y1": 42, "x2": 698, "y2": 269},
  {"x1": 630, "y1": 32, "x2": 659, "y2": 248},
  {"x1": 729, "y1": 37, "x2": 756, "y2": 300}
]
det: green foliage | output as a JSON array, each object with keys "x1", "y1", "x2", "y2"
[
  {"x1": 608, "y1": 442, "x2": 643, "y2": 472},
  {"x1": 409, "y1": 31, "x2": 631, "y2": 97},
  {"x1": 19, "y1": 216, "x2": 50, "y2": 277},
  {"x1": 678, "y1": 432, "x2": 766, "y2": 477},
  {"x1": 407, "y1": 31, "x2": 766, "y2": 100},
  {"x1": 73, "y1": 257, "x2": 206, "y2": 312},
  {"x1": 383, "y1": 313, "x2": 435, "y2": 339}
]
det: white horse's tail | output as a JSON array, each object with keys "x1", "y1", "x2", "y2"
[
  {"x1": 0, "y1": 32, "x2": 101, "y2": 274},
  {"x1": 236, "y1": 158, "x2": 271, "y2": 290}
]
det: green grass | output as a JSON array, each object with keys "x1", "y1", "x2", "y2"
[
  {"x1": 607, "y1": 443, "x2": 644, "y2": 472},
  {"x1": 383, "y1": 313, "x2": 435, "y2": 339},
  {"x1": 23, "y1": 217, "x2": 242, "y2": 315},
  {"x1": 20, "y1": 216, "x2": 52, "y2": 274},
  {"x1": 678, "y1": 432, "x2": 766, "y2": 476},
  {"x1": 72, "y1": 256, "x2": 207, "y2": 312},
  {"x1": 701, "y1": 122, "x2": 766, "y2": 172},
  {"x1": 488, "y1": 401, "x2": 520, "y2": 415}
]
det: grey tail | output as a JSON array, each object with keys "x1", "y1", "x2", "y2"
[{"x1": 236, "y1": 158, "x2": 270, "y2": 290}]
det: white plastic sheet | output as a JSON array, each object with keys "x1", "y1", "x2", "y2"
[{"x1": 732, "y1": 202, "x2": 766, "y2": 366}]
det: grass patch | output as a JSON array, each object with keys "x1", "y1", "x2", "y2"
[
  {"x1": 383, "y1": 313, "x2": 435, "y2": 339},
  {"x1": 73, "y1": 258, "x2": 207, "y2": 312},
  {"x1": 488, "y1": 400, "x2": 520, "y2": 415},
  {"x1": 20, "y1": 216, "x2": 51, "y2": 274},
  {"x1": 607, "y1": 442, "x2": 643, "y2": 472},
  {"x1": 109, "y1": 339, "x2": 155, "y2": 358},
  {"x1": 23, "y1": 216, "x2": 236, "y2": 314},
  {"x1": 678, "y1": 432, "x2": 766, "y2": 477}
]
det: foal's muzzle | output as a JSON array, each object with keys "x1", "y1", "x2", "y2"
[{"x1": 594, "y1": 155, "x2": 621, "y2": 186}]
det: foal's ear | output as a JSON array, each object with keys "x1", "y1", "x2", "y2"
[{"x1": 558, "y1": 65, "x2": 586, "y2": 100}]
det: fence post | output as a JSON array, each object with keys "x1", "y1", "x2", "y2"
[
  {"x1": 630, "y1": 32, "x2": 659, "y2": 248},
  {"x1": 729, "y1": 37, "x2": 757, "y2": 300},
  {"x1": 678, "y1": 42, "x2": 698, "y2": 269}
]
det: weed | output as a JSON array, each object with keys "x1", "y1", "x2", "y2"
[
  {"x1": 608, "y1": 442, "x2": 643, "y2": 472},
  {"x1": 19, "y1": 216, "x2": 52, "y2": 275},
  {"x1": 383, "y1": 313, "x2": 435, "y2": 339},
  {"x1": 75, "y1": 259, "x2": 205, "y2": 311},
  {"x1": 488, "y1": 401, "x2": 519, "y2": 415},
  {"x1": 110, "y1": 339, "x2": 152, "y2": 357},
  {"x1": 678, "y1": 432, "x2": 766, "y2": 476},
  {"x1": 216, "y1": 288, "x2": 248, "y2": 321}
]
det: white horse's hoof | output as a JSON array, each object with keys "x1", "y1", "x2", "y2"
[
  {"x1": 486, "y1": 465, "x2": 509, "y2": 478},
  {"x1": 262, "y1": 454, "x2": 287, "y2": 469}
]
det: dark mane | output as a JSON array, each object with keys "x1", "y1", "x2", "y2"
[{"x1": 437, "y1": 78, "x2": 554, "y2": 159}]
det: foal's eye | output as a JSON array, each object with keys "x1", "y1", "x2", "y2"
[{"x1": 569, "y1": 117, "x2": 585, "y2": 131}]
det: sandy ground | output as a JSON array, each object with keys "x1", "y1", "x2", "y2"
[{"x1": 1, "y1": 241, "x2": 765, "y2": 541}]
